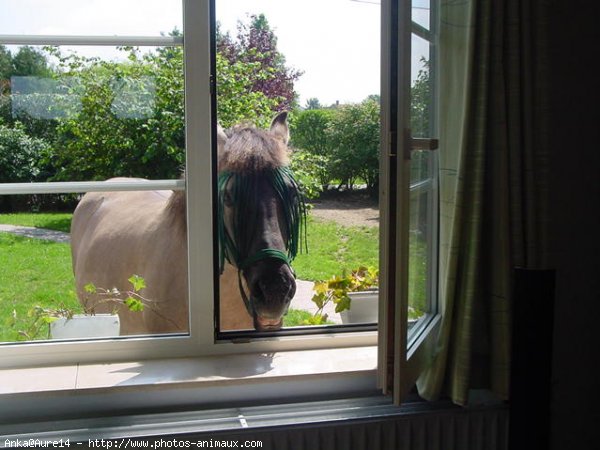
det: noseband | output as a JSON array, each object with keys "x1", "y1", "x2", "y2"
[{"x1": 217, "y1": 167, "x2": 306, "y2": 316}]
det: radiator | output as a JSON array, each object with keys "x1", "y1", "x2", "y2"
[
  {"x1": 215, "y1": 404, "x2": 509, "y2": 450},
  {"x1": 0, "y1": 397, "x2": 508, "y2": 450}
]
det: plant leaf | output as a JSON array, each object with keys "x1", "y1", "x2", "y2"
[
  {"x1": 128, "y1": 274, "x2": 146, "y2": 292},
  {"x1": 334, "y1": 295, "x2": 351, "y2": 313},
  {"x1": 124, "y1": 296, "x2": 144, "y2": 312}
]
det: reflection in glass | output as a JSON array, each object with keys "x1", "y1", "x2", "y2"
[
  {"x1": 408, "y1": 163, "x2": 432, "y2": 331},
  {"x1": 0, "y1": 44, "x2": 188, "y2": 343},
  {"x1": 0, "y1": 0, "x2": 182, "y2": 37},
  {"x1": 412, "y1": 0, "x2": 431, "y2": 31},
  {"x1": 411, "y1": 33, "x2": 432, "y2": 138}
]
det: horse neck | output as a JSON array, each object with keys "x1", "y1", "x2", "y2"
[{"x1": 165, "y1": 190, "x2": 187, "y2": 235}]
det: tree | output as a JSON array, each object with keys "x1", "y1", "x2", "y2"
[
  {"x1": 0, "y1": 45, "x2": 11, "y2": 86},
  {"x1": 11, "y1": 46, "x2": 52, "y2": 77},
  {"x1": 217, "y1": 14, "x2": 302, "y2": 112},
  {"x1": 49, "y1": 27, "x2": 285, "y2": 180},
  {"x1": 410, "y1": 58, "x2": 432, "y2": 182},
  {"x1": 50, "y1": 47, "x2": 185, "y2": 181},
  {"x1": 215, "y1": 52, "x2": 280, "y2": 129},
  {"x1": 0, "y1": 46, "x2": 58, "y2": 140},
  {"x1": 0, "y1": 46, "x2": 11, "y2": 125},
  {"x1": 304, "y1": 97, "x2": 321, "y2": 110},
  {"x1": 410, "y1": 57, "x2": 430, "y2": 138}
]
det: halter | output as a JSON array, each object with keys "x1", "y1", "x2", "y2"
[{"x1": 217, "y1": 166, "x2": 307, "y2": 315}]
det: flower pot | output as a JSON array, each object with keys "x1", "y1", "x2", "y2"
[
  {"x1": 340, "y1": 289, "x2": 379, "y2": 324},
  {"x1": 50, "y1": 314, "x2": 120, "y2": 339}
]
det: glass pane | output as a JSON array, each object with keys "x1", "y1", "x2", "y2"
[
  {"x1": 0, "y1": 0, "x2": 182, "y2": 37},
  {"x1": 408, "y1": 29, "x2": 437, "y2": 338},
  {"x1": 0, "y1": 44, "x2": 188, "y2": 343},
  {"x1": 408, "y1": 157, "x2": 433, "y2": 332},
  {"x1": 214, "y1": 0, "x2": 380, "y2": 331},
  {"x1": 412, "y1": 0, "x2": 431, "y2": 31},
  {"x1": 411, "y1": 32, "x2": 432, "y2": 138}
]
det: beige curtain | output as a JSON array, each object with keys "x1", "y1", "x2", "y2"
[{"x1": 415, "y1": 0, "x2": 550, "y2": 405}]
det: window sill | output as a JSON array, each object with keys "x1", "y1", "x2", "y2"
[{"x1": 0, "y1": 346, "x2": 378, "y2": 425}]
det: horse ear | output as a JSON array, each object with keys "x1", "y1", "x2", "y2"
[
  {"x1": 217, "y1": 124, "x2": 227, "y2": 153},
  {"x1": 270, "y1": 111, "x2": 289, "y2": 144}
]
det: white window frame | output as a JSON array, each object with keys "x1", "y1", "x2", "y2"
[
  {"x1": 0, "y1": 0, "x2": 378, "y2": 370},
  {"x1": 377, "y1": 0, "x2": 442, "y2": 404},
  {"x1": 0, "y1": 2, "x2": 440, "y2": 410}
]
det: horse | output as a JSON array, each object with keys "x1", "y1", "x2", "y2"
[{"x1": 70, "y1": 112, "x2": 305, "y2": 334}]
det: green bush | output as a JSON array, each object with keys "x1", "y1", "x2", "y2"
[
  {"x1": 0, "y1": 124, "x2": 49, "y2": 183},
  {"x1": 326, "y1": 98, "x2": 380, "y2": 193},
  {"x1": 289, "y1": 150, "x2": 329, "y2": 199},
  {"x1": 289, "y1": 101, "x2": 380, "y2": 195},
  {"x1": 290, "y1": 108, "x2": 334, "y2": 156},
  {"x1": 49, "y1": 44, "x2": 284, "y2": 181}
]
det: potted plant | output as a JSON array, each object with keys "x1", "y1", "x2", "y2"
[
  {"x1": 15, "y1": 275, "x2": 150, "y2": 340},
  {"x1": 311, "y1": 266, "x2": 379, "y2": 324},
  {"x1": 51, "y1": 274, "x2": 152, "y2": 339}
]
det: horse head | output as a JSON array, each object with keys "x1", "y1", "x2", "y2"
[{"x1": 217, "y1": 112, "x2": 306, "y2": 331}]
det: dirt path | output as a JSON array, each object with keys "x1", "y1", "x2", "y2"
[
  {"x1": 0, "y1": 224, "x2": 71, "y2": 243},
  {"x1": 308, "y1": 190, "x2": 379, "y2": 228}
]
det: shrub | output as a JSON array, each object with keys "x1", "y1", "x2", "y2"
[
  {"x1": 290, "y1": 108, "x2": 334, "y2": 156},
  {"x1": 0, "y1": 124, "x2": 49, "y2": 183},
  {"x1": 289, "y1": 150, "x2": 329, "y2": 199},
  {"x1": 0, "y1": 124, "x2": 52, "y2": 211},
  {"x1": 326, "y1": 98, "x2": 380, "y2": 193}
]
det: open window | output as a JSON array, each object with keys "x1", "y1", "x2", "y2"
[
  {"x1": 0, "y1": 0, "x2": 441, "y2": 408},
  {"x1": 378, "y1": 0, "x2": 442, "y2": 404}
]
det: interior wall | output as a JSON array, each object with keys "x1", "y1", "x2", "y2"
[{"x1": 547, "y1": 2, "x2": 600, "y2": 449}]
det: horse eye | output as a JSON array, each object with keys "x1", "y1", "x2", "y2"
[{"x1": 223, "y1": 190, "x2": 234, "y2": 207}]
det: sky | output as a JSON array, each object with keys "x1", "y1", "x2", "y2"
[{"x1": 0, "y1": 0, "x2": 430, "y2": 106}]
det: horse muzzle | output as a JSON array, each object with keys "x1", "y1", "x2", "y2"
[{"x1": 247, "y1": 262, "x2": 296, "y2": 331}]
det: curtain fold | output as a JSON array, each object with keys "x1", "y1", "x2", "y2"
[{"x1": 415, "y1": 0, "x2": 550, "y2": 405}]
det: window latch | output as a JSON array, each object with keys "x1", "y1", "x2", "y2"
[{"x1": 410, "y1": 137, "x2": 439, "y2": 151}]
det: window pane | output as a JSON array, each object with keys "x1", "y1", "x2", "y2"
[
  {"x1": 408, "y1": 30, "x2": 437, "y2": 338},
  {"x1": 412, "y1": 0, "x2": 431, "y2": 31},
  {"x1": 411, "y1": 32, "x2": 432, "y2": 138},
  {"x1": 214, "y1": 0, "x2": 381, "y2": 332},
  {"x1": 0, "y1": 190, "x2": 186, "y2": 343},
  {"x1": 2, "y1": 45, "x2": 184, "y2": 181},
  {"x1": 0, "y1": 0, "x2": 182, "y2": 37},
  {"x1": 0, "y1": 44, "x2": 189, "y2": 343},
  {"x1": 408, "y1": 165, "x2": 434, "y2": 332}
]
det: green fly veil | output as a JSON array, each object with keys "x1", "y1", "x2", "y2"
[{"x1": 217, "y1": 166, "x2": 307, "y2": 274}]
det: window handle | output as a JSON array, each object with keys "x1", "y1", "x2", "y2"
[{"x1": 410, "y1": 137, "x2": 439, "y2": 151}]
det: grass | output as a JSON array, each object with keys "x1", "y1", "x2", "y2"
[
  {"x1": 0, "y1": 212, "x2": 426, "y2": 341},
  {"x1": 283, "y1": 308, "x2": 335, "y2": 327},
  {"x1": 0, "y1": 233, "x2": 81, "y2": 342},
  {"x1": 292, "y1": 216, "x2": 379, "y2": 281},
  {"x1": 0, "y1": 212, "x2": 72, "y2": 233}
]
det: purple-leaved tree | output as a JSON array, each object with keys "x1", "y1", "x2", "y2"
[{"x1": 217, "y1": 14, "x2": 302, "y2": 111}]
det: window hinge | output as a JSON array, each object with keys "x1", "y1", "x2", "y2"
[
  {"x1": 388, "y1": 130, "x2": 397, "y2": 157},
  {"x1": 210, "y1": 74, "x2": 215, "y2": 95}
]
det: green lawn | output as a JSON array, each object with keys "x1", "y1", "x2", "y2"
[
  {"x1": 0, "y1": 233, "x2": 81, "y2": 342},
  {"x1": 0, "y1": 212, "x2": 428, "y2": 341},
  {"x1": 292, "y1": 216, "x2": 379, "y2": 281},
  {"x1": 0, "y1": 212, "x2": 73, "y2": 233}
]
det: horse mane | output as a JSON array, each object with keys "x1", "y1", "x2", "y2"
[
  {"x1": 218, "y1": 125, "x2": 290, "y2": 173},
  {"x1": 166, "y1": 121, "x2": 291, "y2": 234}
]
